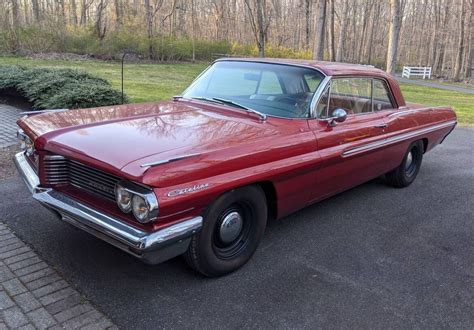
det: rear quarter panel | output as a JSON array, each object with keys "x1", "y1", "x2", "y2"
[{"x1": 383, "y1": 104, "x2": 457, "y2": 171}]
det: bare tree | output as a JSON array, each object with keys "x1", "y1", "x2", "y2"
[
  {"x1": 304, "y1": 0, "x2": 311, "y2": 48},
  {"x1": 31, "y1": 0, "x2": 40, "y2": 22},
  {"x1": 336, "y1": 0, "x2": 349, "y2": 62},
  {"x1": 453, "y1": 0, "x2": 467, "y2": 81},
  {"x1": 469, "y1": 0, "x2": 474, "y2": 78},
  {"x1": 1, "y1": 0, "x2": 472, "y2": 81},
  {"x1": 386, "y1": 0, "x2": 403, "y2": 74},
  {"x1": 244, "y1": 0, "x2": 270, "y2": 57},
  {"x1": 327, "y1": 0, "x2": 335, "y2": 61},
  {"x1": 71, "y1": 0, "x2": 78, "y2": 25},
  {"x1": 144, "y1": 0, "x2": 165, "y2": 58},
  {"x1": 10, "y1": 0, "x2": 20, "y2": 28},
  {"x1": 95, "y1": 0, "x2": 108, "y2": 41},
  {"x1": 313, "y1": 0, "x2": 326, "y2": 60}
]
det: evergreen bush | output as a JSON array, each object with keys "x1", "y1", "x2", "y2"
[{"x1": 0, "y1": 65, "x2": 127, "y2": 109}]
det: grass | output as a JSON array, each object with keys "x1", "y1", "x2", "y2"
[
  {"x1": 400, "y1": 83, "x2": 473, "y2": 125},
  {"x1": 0, "y1": 56, "x2": 472, "y2": 124},
  {"x1": 0, "y1": 56, "x2": 207, "y2": 103}
]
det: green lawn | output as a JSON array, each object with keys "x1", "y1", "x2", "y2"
[
  {"x1": 1, "y1": 56, "x2": 472, "y2": 125},
  {"x1": 399, "y1": 84, "x2": 473, "y2": 126},
  {"x1": 0, "y1": 56, "x2": 207, "y2": 103}
]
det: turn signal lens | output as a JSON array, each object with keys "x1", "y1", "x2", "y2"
[
  {"x1": 115, "y1": 185, "x2": 132, "y2": 213},
  {"x1": 132, "y1": 195, "x2": 150, "y2": 223}
]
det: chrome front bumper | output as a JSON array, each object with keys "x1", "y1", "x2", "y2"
[{"x1": 13, "y1": 152, "x2": 203, "y2": 264}]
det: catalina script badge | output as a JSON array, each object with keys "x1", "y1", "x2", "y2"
[{"x1": 167, "y1": 183, "x2": 211, "y2": 197}]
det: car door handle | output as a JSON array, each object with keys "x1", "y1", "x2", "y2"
[{"x1": 374, "y1": 123, "x2": 388, "y2": 128}]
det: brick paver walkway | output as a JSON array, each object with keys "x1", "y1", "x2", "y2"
[
  {"x1": 0, "y1": 105, "x2": 22, "y2": 149},
  {"x1": 0, "y1": 222, "x2": 115, "y2": 329}
]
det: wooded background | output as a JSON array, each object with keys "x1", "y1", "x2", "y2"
[{"x1": 1, "y1": 0, "x2": 472, "y2": 80}]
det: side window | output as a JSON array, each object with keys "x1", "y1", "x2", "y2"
[
  {"x1": 328, "y1": 78, "x2": 372, "y2": 116},
  {"x1": 257, "y1": 71, "x2": 283, "y2": 94},
  {"x1": 373, "y1": 79, "x2": 394, "y2": 110},
  {"x1": 316, "y1": 86, "x2": 330, "y2": 118}
]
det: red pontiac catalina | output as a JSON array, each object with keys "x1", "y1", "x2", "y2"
[{"x1": 14, "y1": 59, "x2": 456, "y2": 276}]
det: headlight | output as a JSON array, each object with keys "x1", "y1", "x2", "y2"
[
  {"x1": 115, "y1": 184, "x2": 132, "y2": 213},
  {"x1": 25, "y1": 139, "x2": 34, "y2": 156},
  {"x1": 132, "y1": 195, "x2": 150, "y2": 223},
  {"x1": 17, "y1": 130, "x2": 26, "y2": 150},
  {"x1": 17, "y1": 129, "x2": 34, "y2": 154},
  {"x1": 115, "y1": 181, "x2": 158, "y2": 223}
]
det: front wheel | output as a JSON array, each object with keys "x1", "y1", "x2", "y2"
[
  {"x1": 184, "y1": 185, "x2": 267, "y2": 277},
  {"x1": 385, "y1": 140, "x2": 424, "y2": 188}
]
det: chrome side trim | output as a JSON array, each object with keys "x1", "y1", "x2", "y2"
[
  {"x1": 13, "y1": 152, "x2": 39, "y2": 193},
  {"x1": 141, "y1": 153, "x2": 201, "y2": 168},
  {"x1": 342, "y1": 120, "x2": 457, "y2": 157}
]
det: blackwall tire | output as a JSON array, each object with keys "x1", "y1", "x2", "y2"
[
  {"x1": 386, "y1": 140, "x2": 424, "y2": 188},
  {"x1": 184, "y1": 185, "x2": 267, "y2": 277}
]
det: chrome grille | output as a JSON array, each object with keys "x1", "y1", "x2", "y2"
[{"x1": 43, "y1": 155, "x2": 120, "y2": 201}]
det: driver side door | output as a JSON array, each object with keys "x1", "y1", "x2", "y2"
[{"x1": 307, "y1": 77, "x2": 388, "y2": 203}]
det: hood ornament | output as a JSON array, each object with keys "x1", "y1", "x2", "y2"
[{"x1": 141, "y1": 153, "x2": 201, "y2": 168}]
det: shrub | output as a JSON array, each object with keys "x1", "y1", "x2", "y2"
[
  {"x1": 0, "y1": 65, "x2": 127, "y2": 109},
  {"x1": 0, "y1": 23, "x2": 317, "y2": 62}
]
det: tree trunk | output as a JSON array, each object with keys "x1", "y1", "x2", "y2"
[
  {"x1": 95, "y1": 0, "x2": 107, "y2": 41},
  {"x1": 386, "y1": 0, "x2": 402, "y2": 74},
  {"x1": 71, "y1": 0, "x2": 78, "y2": 25},
  {"x1": 80, "y1": 0, "x2": 87, "y2": 25},
  {"x1": 469, "y1": 0, "x2": 474, "y2": 78},
  {"x1": 304, "y1": 0, "x2": 311, "y2": 48},
  {"x1": 364, "y1": 1, "x2": 379, "y2": 64},
  {"x1": 114, "y1": 0, "x2": 123, "y2": 26},
  {"x1": 257, "y1": 0, "x2": 265, "y2": 57},
  {"x1": 31, "y1": 0, "x2": 40, "y2": 22},
  {"x1": 434, "y1": 0, "x2": 450, "y2": 74},
  {"x1": 10, "y1": 0, "x2": 20, "y2": 28},
  {"x1": 335, "y1": 0, "x2": 348, "y2": 62},
  {"x1": 191, "y1": 0, "x2": 195, "y2": 62},
  {"x1": 145, "y1": 0, "x2": 154, "y2": 58},
  {"x1": 328, "y1": 0, "x2": 335, "y2": 61},
  {"x1": 313, "y1": 0, "x2": 326, "y2": 60},
  {"x1": 453, "y1": 0, "x2": 466, "y2": 81}
]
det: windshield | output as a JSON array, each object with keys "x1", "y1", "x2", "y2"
[{"x1": 182, "y1": 61, "x2": 325, "y2": 118}]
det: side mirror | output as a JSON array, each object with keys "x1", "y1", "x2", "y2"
[{"x1": 329, "y1": 108, "x2": 347, "y2": 126}]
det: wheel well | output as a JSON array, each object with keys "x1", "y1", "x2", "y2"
[
  {"x1": 256, "y1": 181, "x2": 278, "y2": 221},
  {"x1": 421, "y1": 138, "x2": 428, "y2": 153}
]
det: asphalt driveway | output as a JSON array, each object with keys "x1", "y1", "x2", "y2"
[{"x1": 1, "y1": 128, "x2": 473, "y2": 329}]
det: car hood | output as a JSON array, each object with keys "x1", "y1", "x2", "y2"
[{"x1": 18, "y1": 101, "x2": 288, "y2": 182}]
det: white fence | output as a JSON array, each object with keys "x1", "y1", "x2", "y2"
[{"x1": 402, "y1": 66, "x2": 432, "y2": 79}]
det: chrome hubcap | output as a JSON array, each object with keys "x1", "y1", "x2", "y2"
[
  {"x1": 405, "y1": 151, "x2": 413, "y2": 169},
  {"x1": 219, "y1": 211, "x2": 243, "y2": 244}
]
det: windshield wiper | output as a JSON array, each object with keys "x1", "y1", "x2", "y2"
[
  {"x1": 189, "y1": 96, "x2": 224, "y2": 105},
  {"x1": 212, "y1": 97, "x2": 267, "y2": 122}
]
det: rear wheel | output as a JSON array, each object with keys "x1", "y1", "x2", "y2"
[
  {"x1": 385, "y1": 140, "x2": 424, "y2": 188},
  {"x1": 184, "y1": 185, "x2": 267, "y2": 277}
]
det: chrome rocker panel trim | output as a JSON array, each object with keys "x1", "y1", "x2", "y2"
[
  {"x1": 14, "y1": 152, "x2": 203, "y2": 265},
  {"x1": 342, "y1": 120, "x2": 457, "y2": 158}
]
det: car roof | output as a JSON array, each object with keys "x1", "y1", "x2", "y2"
[
  {"x1": 215, "y1": 57, "x2": 391, "y2": 78},
  {"x1": 214, "y1": 57, "x2": 406, "y2": 107}
]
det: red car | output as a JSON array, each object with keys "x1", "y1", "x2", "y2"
[{"x1": 14, "y1": 59, "x2": 456, "y2": 276}]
